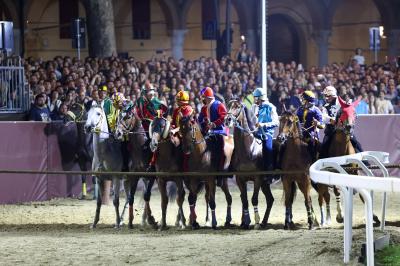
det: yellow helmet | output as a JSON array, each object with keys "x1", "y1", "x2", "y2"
[{"x1": 176, "y1": 90, "x2": 189, "y2": 103}]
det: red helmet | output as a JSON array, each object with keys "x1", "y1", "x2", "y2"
[{"x1": 200, "y1": 87, "x2": 214, "y2": 98}]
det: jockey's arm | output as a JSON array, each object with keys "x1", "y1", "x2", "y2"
[{"x1": 314, "y1": 110, "x2": 325, "y2": 129}]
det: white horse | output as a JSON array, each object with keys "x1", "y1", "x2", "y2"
[{"x1": 85, "y1": 105, "x2": 123, "y2": 228}]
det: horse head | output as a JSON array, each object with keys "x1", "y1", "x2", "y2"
[
  {"x1": 225, "y1": 99, "x2": 243, "y2": 128},
  {"x1": 277, "y1": 111, "x2": 301, "y2": 144},
  {"x1": 115, "y1": 104, "x2": 139, "y2": 141},
  {"x1": 336, "y1": 96, "x2": 360, "y2": 134},
  {"x1": 149, "y1": 113, "x2": 171, "y2": 152},
  {"x1": 179, "y1": 112, "x2": 199, "y2": 155},
  {"x1": 85, "y1": 105, "x2": 109, "y2": 139}
]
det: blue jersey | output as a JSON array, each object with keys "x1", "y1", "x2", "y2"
[
  {"x1": 297, "y1": 105, "x2": 323, "y2": 138},
  {"x1": 252, "y1": 102, "x2": 279, "y2": 137}
]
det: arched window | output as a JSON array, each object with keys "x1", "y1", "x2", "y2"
[
  {"x1": 59, "y1": 0, "x2": 79, "y2": 39},
  {"x1": 132, "y1": 0, "x2": 150, "y2": 39}
]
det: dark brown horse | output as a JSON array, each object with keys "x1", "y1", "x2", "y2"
[
  {"x1": 225, "y1": 100, "x2": 274, "y2": 229},
  {"x1": 327, "y1": 96, "x2": 380, "y2": 225},
  {"x1": 149, "y1": 116, "x2": 186, "y2": 230},
  {"x1": 277, "y1": 112, "x2": 318, "y2": 230},
  {"x1": 115, "y1": 107, "x2": 157, "y2": 229},
  {"x1": 179, "y1": 114, "x2": 233, "y2": 229}
]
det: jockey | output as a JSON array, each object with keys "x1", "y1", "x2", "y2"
[
  {"x1": 171, "y1": 90, "x2": 193, "y2": 130},
  {"x1": 320, "y1": 86, "x2": 363, "y2": 156},
  {"x1": 296, "y1": 90, "x2": 324, "y2": 161},
  {"x1": 136, "y1": 81, "x2": 168, "y2": 133},
  {"x1": 251, "y1": 88, "x2": 279, "y2": 177},
  {"x1": 136, "y1": 81, "x2": 168, "y2": 172},
  {"x1": 171, "y1": 90, "x2": 194, "y2": 172},
  {"x1": 198, "y1": 87, "x2": 227, "y2": 172},
  {"x1": 320, "y1": 86, "x2": 341, "y2": 158},
  {"x1": 99, "y1": 85, "x2": 113, "y2": 131}
]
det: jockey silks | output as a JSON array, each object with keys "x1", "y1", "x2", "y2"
[{"x1": 199, "y1": 99, "x2": 227, "y2": 135}]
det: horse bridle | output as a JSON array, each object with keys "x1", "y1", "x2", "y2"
[{"x1": 226, "y1": 101, "x2": 256, "y2": 135}]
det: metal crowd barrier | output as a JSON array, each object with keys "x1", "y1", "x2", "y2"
[
  {"x1": 0, "y1": 56, "x2": 29, "y2": 113},
  {"x1": 310, "y1": 151, "x2": 400, "y2": 266}
]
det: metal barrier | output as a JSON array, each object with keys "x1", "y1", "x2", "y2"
[
  {"x1": 0, "y1": 56, "x2": 29, "y2": 113},
  {"x1": 310, "y1": 151, "x2": 400, "y2": 266}
]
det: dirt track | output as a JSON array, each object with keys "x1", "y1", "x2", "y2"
[{"x1": 1, "y1": 184, "x2": 399, "y2": 265}]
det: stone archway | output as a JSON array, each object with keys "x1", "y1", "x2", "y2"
[{"x1": 268, "y1": 14, "x2": 301, "y2": 63}]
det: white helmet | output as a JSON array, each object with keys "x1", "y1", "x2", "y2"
[{"x1": 323, "y1": 86, "x2": 337, "y2": 97}]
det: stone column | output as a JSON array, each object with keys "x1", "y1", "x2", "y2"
[
  {"x1": 171, "y1": 29, "x2": 187, "y2": 60},
  {"x1": 387, "y1": 29, "x2": 400, "y2": 62},
  {"x1": 313, "y1": 30, "x2": 331, "y2": 67},
  {"x1": 83, "y1": 0, "x2": 117, "y2": 58}
]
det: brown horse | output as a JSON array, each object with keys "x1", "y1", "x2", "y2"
[
  {"x1": 225, "y1": 100, "x2": 274, "y2": 229},
  {"x1": 115, "y1": 107, "x2": 157, "y2": 229},
  {"x1": 327, "y1": 96, "x2": 380, "y2": 225},
  {"x1": 179, "y1": 114, "x2": 233, "y2": 229},
  {"x1": 277, "y1": 111, "x2": 318, "y2": 230},
  {"x1": 149, "y1": 116, "x2": 186, "y2": 230}
]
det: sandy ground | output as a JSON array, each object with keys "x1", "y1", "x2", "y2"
[{"x1": 0, "y1": 183, "x2": 399, "y2": 266}]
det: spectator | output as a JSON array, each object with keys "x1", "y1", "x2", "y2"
[
  {"x1": 375, "y1": 90, "x2": 394, "y2": 114},
  {"x1": 353, "y1": 48, "x2": 365, "y2": 65},
  {"x1": 29, "y1": 94, "x2": 51, "y2": 121}
]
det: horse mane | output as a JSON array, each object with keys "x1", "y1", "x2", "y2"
[
  {"x1": 281, "y1": 111, "x2": 303, "y2": 139},
  {"x1": 243, "y1": 104, "x2": 256, "y2": 131}
]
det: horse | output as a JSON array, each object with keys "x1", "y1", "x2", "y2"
[
  {"x1": 277, "y1": 111, "x2": 318, "y2": 230},
  {"x1": 148, "y1": 115, "x2": 186, "y2": 230},
  {"x1": 84, "y1": 105, "x2": 123, "y2": 228},
  {"x1": 45, "y1": 103, "x2": 94, "y2": 199},
  {"x1": 224, "y1": 100, "x2": 274, "y2": 229},
  {"x1": 115, "y1": 106, "x2": 158, "y2": 229},
  {"x1": 179, "y1": 114, "x2": 233, "y2": 229},
  {"x1": 327, "y1": 97, "x2": 380, "y2": 225}
]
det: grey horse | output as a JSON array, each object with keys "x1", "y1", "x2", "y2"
[{"x1": 85, "y1": 105, "x2": 123, "y2": 228}]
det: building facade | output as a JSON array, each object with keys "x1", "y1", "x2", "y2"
[{"x1": 1, "y1": 0, "x2": 400, "y2": 67}]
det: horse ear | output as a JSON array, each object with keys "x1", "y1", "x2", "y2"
[{"x1": 338, "y1": 96, "x2": 347, "y2": 108}]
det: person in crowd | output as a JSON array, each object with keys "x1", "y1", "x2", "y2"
[{"x1": 29, "y1": 93, "x2": 51, "y2": 122}]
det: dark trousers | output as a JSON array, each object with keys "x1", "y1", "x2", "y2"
[
  {"x1": 262, "y1": 134, "x2": 273, "y2": 170},
  {"x1": 207, "y1": 134, "x2": 225, "y2": 171}
]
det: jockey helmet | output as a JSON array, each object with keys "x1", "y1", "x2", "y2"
[
  {"x1": 323, "y1": 86, "x2": 337, "y2": 97},
  {"x1": 253, "y1": 88, "x2": 266, "y2": 101},
  {"x1": 176, "y1": 90, "x2": 189, "y2": 104},
  {"x1": 200, "y1": 87, "x2": 214, "y2": 98},
  {"x1": 112, "y1": 92, "x2": 127, "y2": 106},
  {"x1": 302, "y1": 90, "x2": 316, "y2": 104}
]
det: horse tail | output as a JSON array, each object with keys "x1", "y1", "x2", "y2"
[{"x1": 168, "y1": 182, "x2": 178, "y2": 202}]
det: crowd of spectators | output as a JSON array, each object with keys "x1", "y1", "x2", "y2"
[{"x1": 27, "y1": 46, "x2": 400, "y2": 121}]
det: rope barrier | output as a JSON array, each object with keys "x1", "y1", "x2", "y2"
[{"x1": 0, "y1": 164, "x2": 398, "y2": 177}]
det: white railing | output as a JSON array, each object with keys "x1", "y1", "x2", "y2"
[{"x1": 310, "y1": 151, "x2": 400, "y2": 266}]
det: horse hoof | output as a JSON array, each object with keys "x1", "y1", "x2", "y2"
[
  {"x1": 205, "y1": 220, "x2": 211, "y2": 227},
  {"x1": 373, "y1": 215, "x2": 381, "y2": 226},
  {"x1": 224, "y1": 222, "x2": 233, "y2": 228},
  {"x1": 180, "y1": 224, "x2": 186, "y2": 230},
  {"x1": 254, "y1": 224, "x2": 261, "y2": 230},
  {"x1": 191, "y1": 222, "x2": 200, "y2": 230},
  {"x1": 158, "y1": 225, "x2": 168, "y2": 231},
  {"x1": 114, "y1": 224, "x2": 121, "y2": 229},
  {"x1": 240, "y1": 223, "x2": 250, "y2": 230},
  {"x1": 336, "y1": 216, "x2": 344, "y2": 223},
  {"x1": 128, "y1": 223, "x2": 134, "y2": 229},
  {"x1": 212, "y1": 225, "x2": 218, "y2": 230},
  {"x1": 284, "y1": 222, "x2": 295, "y2": 230},
  {"x1": 79, "y1": 195, "x2": 86, "y2": 200},
  {"x1": 90, "y1": 224, "x2": 96, "y2": 229}
]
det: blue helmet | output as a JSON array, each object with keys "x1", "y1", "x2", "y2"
[{"x1": 253, "y1": 88, "x2": 266, "y2": 100}]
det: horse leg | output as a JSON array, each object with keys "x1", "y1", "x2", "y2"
[
  {"x1": 208, "y1": 178, "x2": 217, "y2": 229},
  {"x1": 298, "y1": 178, "x2": 316, "y2": 230},
  {"x1": 158, "y1": 178, "x2": 168, "y2": 230},
  {"x1": 91, "y1": 178, "x2": 103, "y2": 229},
  {"x1": 236, "y1": 176, "x2": 250, "y2": 229},
  {"x1": 92, "y1": 175, "x2": 98, "y2": 200},
  {"x1": 204, "y1": 182, "x2": 210, "y2": 226},
  {"x1": 142, "y1": 177, "x2": 158, "y2": 228},
  {"x1": 318, "y1": 185, "x2": 325, "y2": 227},
  {"x1": 334, "y1": 186, "x2": 344, "y2": 223},
  {"x1": 123, "y1": 178, "x2": 138, "y2": 229},
  {"x1": 324, "y1": 187, "x2": 331, "y2": 225},
  {"x1": 113, "y1": 178, "x2": 121, "y2": 228},
  {"x1": 188, "y1": 183, "x2": 199, "y2": 229},
  {"x1": 282, "y1": 178, "x2": 295, "y2": 230},
  {"x1": 176, "y1": 179, "x2": 186, "y2": 229},
  {"x1": 252, "y1": 178, "x2": 262, "y2": 230},
  {"x1": 220, "y1": 178, "x2": 233, "y2": 227},
  {"x1": 359, "y1": 194, "x2": 381, "y2": 225},
  {"x1": 260, "y1": 180, "x2": 274, "y2": 228}
]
